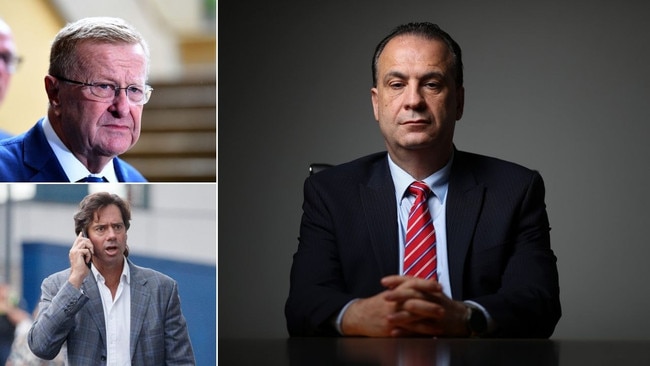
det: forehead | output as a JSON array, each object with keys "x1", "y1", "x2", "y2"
[
  {"x1": 378, "y1": 34, "x2": 453, "y2": 72},
  {"x1": 74, "y1": 40, "x2": 147, "y2": 78},
  {"x1": 92, "y1": 204, "x2": 124, "y2": 223}
]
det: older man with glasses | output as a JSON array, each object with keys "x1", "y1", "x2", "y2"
[
  {"x1": 0, "y1": 18, "x2": 21, "y2": 140},
  {"x1": 0, "y1": 17, "x2": 151, "y2": 182}
]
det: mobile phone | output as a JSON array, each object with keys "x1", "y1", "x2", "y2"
[{"x1": 82, "y1": 230, "x2": 92, "y2": 269}]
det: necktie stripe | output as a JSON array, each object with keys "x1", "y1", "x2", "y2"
[
  {"x1": 405, "y1": 232, "x2": 436, "y2": 258},
  {"x1": 404, "y1": 238, "x2": 436, "y2": 267},
  {"x1": 404, "y1": 181, "x2": 438, "y2": 281},
  {"x1": 405, "y1": 222, "x2": 434, "y2": 245}
]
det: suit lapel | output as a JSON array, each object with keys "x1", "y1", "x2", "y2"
[
  {"x1": 81, "y1": 274, "x2": 107, "y2": 344},
  {"x1": 446, "y1": 152, "x2": 485, "y2": 300},
  {"x1": 360, "y1": 156, "x2": 400, "y2": 275},
  {"x1": 23, "y1": 121, "x2": 68, "y2": 181},
  {"x1": 113, "y1": 158, "x2": 125, "y2": 182},
  {"x1": 128, "y1": 261, "x2": 150, "y2": 358}
]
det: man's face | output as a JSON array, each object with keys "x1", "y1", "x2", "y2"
[
  {"x1": 50, "y1": 41, "x2": 147, "y2": 159},
  {"x1": 86, "y1": 204, "x2": 128, "y2": 267},
  {"x1": 371, "y1": 35, "x2": 464, "y2": 157},
  {"x1": 0, "y1": 24, "x2": 16, "y2": 104}
]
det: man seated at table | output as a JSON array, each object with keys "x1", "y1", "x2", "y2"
[{"x1": 285, "y1": 22, "x2": 561, "y2": 338}]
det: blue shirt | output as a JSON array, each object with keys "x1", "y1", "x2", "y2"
[{"x1": 387, "y1": 154, "x2": 453, "y2": 298}]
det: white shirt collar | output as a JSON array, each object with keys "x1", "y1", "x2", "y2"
[
  {"x1": 91, "y1": 258, "x2": 131, "y2": 285},
  {"x1": 387, "y1": 152, "x2": 453, "y2": 204},
  {"x1": 41, "y1": 117, "x2": 118, "y2": 182}
]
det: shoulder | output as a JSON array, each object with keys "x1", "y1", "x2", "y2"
[
  {"x1": 0, "y1": 129, "x2": 28, "y2": 152},
  {"x1": 0, "y1": 121, "x2": 43, "y2": 148},
  {"x1": 41, "y1": 268, "x2": 72, "y2": 287},
  {"x1": 451, "y1": 150, "x2": 546, "y2": 198},
  {"x1": 0, "y1": 123, "x2": 65, "y2": 182},
  {"x1": 114, "y1": 157, "x2": 148, "y2": 182},
  {"x1": 129, "y1": 261, "x2": 176, "y2": 287},
  {"x1": 308, "y1": 152, "x2": 388, "y2": 184},
  {"x1": 0, "y1": 122, "x2": 46, "y2": 164},
  {"x1": 454, "y1": 150, "x2": 541, "y2": 179}
]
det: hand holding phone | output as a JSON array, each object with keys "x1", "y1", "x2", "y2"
[{"x1": 81, "y1": 230, "x2": 92, "y2": 269}]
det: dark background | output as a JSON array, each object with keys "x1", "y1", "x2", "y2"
[{"x1": 219, "y1": 0, "x2": 650, "y2": 339}]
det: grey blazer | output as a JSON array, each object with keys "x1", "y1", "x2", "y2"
[{"x1": 28, "y1": 259, "x2": 195, "y2": 365}]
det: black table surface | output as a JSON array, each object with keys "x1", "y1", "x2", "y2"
[{"x1": 219, "y1": 337, "x2": 650, "y2": 365}]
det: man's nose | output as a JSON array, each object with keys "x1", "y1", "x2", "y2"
[
  {"x1": 109, "y1": 89, "x2": 131, "y2": 115},
  {"x1": 403, "y1": 85, "x2": 425, "y2": 110}
]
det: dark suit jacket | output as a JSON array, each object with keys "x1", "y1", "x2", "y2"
[
  {"x1": 0, "y1": 119, "x2": 146, "y2": 182},
  {"x1": 28, "y1": 260, "x2": 195, "y2": 365},
  {"x1": 285, "y1": 150, "x2": 561, "y2": 338}
]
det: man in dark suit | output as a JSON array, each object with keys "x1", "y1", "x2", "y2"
[
  {"x1": 28, "y1": 192, "x2": 195, "y2": 365},
  {"x1": 285, "y1": 22, "x2": 560, "y2": 338},
  {"x1": 0, "y1": 17, "x2": 150, "y2": 182}
]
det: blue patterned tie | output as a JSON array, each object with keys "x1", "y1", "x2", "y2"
[{"x1": 76, "y1": 176, "x2": 108, "y2": 183}]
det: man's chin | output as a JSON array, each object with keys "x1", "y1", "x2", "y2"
[{"x1": 99, "y1": 141, "x2": 137, "y2": 156}]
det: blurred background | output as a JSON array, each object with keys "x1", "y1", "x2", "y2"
[
  {"x1": 219, "y1": 0, "x2": 650, "y2": 341},
  {"x1": 0, "y1": 183, "x2": 216, "y2": 365},
  {"x1": 0, "y1": 0, "x2": 216, "y2": 181}
]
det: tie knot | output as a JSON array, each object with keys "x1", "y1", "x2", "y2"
[
  {"x1": 408, "y1": 181, "x2": 430, "y2": 199},
  {"x1": 77, "y1": 175, "x2": 108, "y2": 183}
]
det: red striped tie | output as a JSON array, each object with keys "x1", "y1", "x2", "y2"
[{"x1": 404, "y1": 181, "x2": 437, "y2": 280}]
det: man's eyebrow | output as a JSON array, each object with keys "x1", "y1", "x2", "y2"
[
  {"x1": 383, "y1": 71, "x2": 408, "y2": 81},
  {"x1": 382, "y1": 70, "x2": 446, "y2": 83},
  {"x1": 421, "y1": 71, "x2": 445, "y2": 80}
]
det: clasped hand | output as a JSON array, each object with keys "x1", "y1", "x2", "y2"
[{"x1": 341, "y1": 275, "x2": 469, "y2": 337}]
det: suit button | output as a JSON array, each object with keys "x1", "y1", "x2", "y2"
[{"x1": 101, "y1": 355, "x2": 106, "y2": 361}]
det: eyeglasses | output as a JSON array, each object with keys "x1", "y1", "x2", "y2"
[
  {"x1": 0, "y1": 52, "x2": 22, "y2": 74},
  {"x1": 53, "y1": 75, "x2": 153, "y2": 105}
]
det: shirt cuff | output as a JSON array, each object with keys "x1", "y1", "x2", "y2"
[{"x1": 334, "y1": 298, "x2": 359, "y2": 335}]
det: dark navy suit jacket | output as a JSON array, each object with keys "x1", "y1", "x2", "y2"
[
  {"x1": 285, "y1": 150, "x2": 561, "y2": 338},
  {"x1": 0, "y1": 119, "x2": 146, "y2": 182}
]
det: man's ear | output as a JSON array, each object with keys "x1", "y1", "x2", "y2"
[
  {"x1": 44, "y1": 75, "x2": 61, "y2": 107},
  {"x1": 371, "y1": 87, "x2": 380, "y2": 122},
  {"x1": 455, "y1": 86, "x2": 465, "y2": 121}
]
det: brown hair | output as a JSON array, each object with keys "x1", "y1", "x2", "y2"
[{"x1": 73, "y1": 192, "x2": 132, "y2": 256}]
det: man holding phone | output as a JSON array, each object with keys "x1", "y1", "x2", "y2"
[{"x1": 27, "y1": 192, "x2": 195, "y2": 365}]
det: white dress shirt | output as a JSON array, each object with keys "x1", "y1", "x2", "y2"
[
  {"x1": 92, "y1": 262, "x2": 131, "y2": 366},
  {"x1": 41, "y1": 117, "x2": 118, "y2": 182}
]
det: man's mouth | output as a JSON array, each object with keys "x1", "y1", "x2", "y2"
[{"x1": 401, "y1": 119, "x2": 429, "y2": 125}]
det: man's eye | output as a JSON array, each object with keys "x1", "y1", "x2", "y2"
[
  {"x1": 127, "y1": 86, "x2": 143, "y2": 95},
  {"x1": 95, "y1": 84, "x2": 114, "y2": 91},
  {"x1": 389, "y1": 82, "x2": 405, "y2": 89}
]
